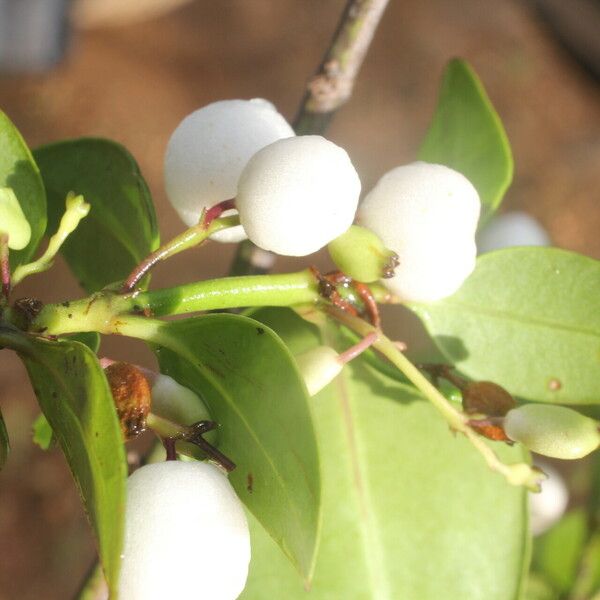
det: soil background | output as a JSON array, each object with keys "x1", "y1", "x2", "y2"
[{"x1": 0, "y1": 1, "x2": 598, "y2": 598}]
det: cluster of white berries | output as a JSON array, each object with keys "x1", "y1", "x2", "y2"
[{"x1": 164, "y1": 99, "x2": 482, "y2": 301}]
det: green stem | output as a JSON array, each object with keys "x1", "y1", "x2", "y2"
[
  {"x1": 146, "y1": 412, "x2": 191, "y2": 439},
  {"x1": 325, "y1": 305, "x2": 544, "y2": 490},
  {"x1": 30, "y1": 269, "x2": 321, "y2": 336},
  {"x1": 122, "y1": 214, "x2": 239, "y2": 292},
  {"x1": 12, "y1": 193, "x2": 90, "y2": 287}
]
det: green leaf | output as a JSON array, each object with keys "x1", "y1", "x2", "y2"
[
  {"x1": 0, "y1": 326, "x2": 126, "y2": 596},
  {"x1": 152, "y1": 313, "x2": 320, "y2": 580},
  {"x1": 241, "y1": 308, "x2": 529, "y2": 600},
  {"x1": 0, "y1": 405, "x2": 8, "y2": 469},
  {"x1": 67, "y1": 331, "x2": 101, "y2": 353},
  {"x1": 33, "y1": 138, "x2": 159, "y2": 293},
  {"x1": 418, "y1": 59, "x2": 513, "y2": 224},
  {"x1": 31, "y1": 333, "x2": 100, "y2": 451},
  {"x1": 32, "y1": 412, "x2": 53, "y2": 450},
  {"x1": 533, "y1": 510, "x2": 587, "y2": 594},
  {"x1": 411, "y1": 247, "x2": 600, "y2": 405},
  {"x1": 0, "y1": 110, "x2": 46, "y2": 266}
]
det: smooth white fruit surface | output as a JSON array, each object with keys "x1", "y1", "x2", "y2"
[
  {"x1": 529, "y1": 463, "x2": 568, "y2": 535},
  {"x1": 477, "y1": 211, "x2": 550, "y2": 254},
  {"x1": 236, "y1": 135, "x2": 361, "y2": 256},
  {"x1": 119, "y1": 461, "x2": 250, "y2": 600},
  {"x1": 164, "y1": 99, "x2": 294, "y2": 242},
  {"x1": 358, "y1": 162, "x2": 480, "y2": 302}
]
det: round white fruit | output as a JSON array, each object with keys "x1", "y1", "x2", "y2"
[
  {"x1": 358, "y1": 162, "x2": 480, "y2": 302},
  {"x1": 477, "y1": 211, "x2": 550, "y2": 254},
  {"x1": 236, "y1": 135, "x2": 361, "y2": 256},
  {"x1": 529, "y1": 463, "x2": 568, "y2": 536},
  {"x1": 119, "y1": 461, "x2": 250, "y2": 600},
  {"x1": 164, "y1": 99, "x2": 294, "y2": 242}
]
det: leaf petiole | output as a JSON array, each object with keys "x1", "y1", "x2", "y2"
[
  {"x1": 121, "y1": 211, "x2": 239, "y2": 293},
  {"x1": 324, "y1": 304, "x2": 545, "y2": 491}
]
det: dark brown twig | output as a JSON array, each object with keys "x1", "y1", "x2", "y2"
[{"x1": 293, "y1": 0, "x2": 390, "y2": 134}]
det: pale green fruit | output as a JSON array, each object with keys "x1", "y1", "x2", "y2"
[
  {"x1": 151, "y1": 373, "x2": 211, "y2": 425},
  {"x1": 0, "y1": 187, "x2": 31, "y2": 250},
  {"x1": 295, "y1": 346, "x2": 343, "y2": 396},
  {"x1": 504, "y1": 404, "x2": 600, "y2": 459},
  {"x1": 151, "y1": 374, "x2": 216, "y2": 450},
  {"x1": 328, "y1": 225, "x2": 398, "y2": 283}
]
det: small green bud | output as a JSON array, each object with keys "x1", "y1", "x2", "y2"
[
  {"x1": 328, "y1": 225, "x2": 398, "y2": 283},
  {"x1": 0, "y1": 187, "x2": 31, "y2": 250},
  {"x1": 504, "y1": 404, "x2": 600, "y2": 460}
]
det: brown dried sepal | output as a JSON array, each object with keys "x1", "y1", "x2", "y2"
[
  {"x1": 462, "y1": 381, "x2": 516, "y2": 417},
  {"x1": 105, "y1": 362, "x2": 151, "y2": 440},
  {"x1": 468, "y1": 419, "x2": 511, "y2": 442}
]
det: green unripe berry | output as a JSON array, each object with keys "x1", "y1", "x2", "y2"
[
  {"x1": 295, "y1": 346, "x2": 343, "y2": 396},
  {"x1": 328, "y1": 225, "x2": 398, "y2": 282},
  {"x1": 504, "y1": 404, "x2": 600, "y2": 460},
  {"x1": 0, "y1": 187, "x2": 31, "y2": 250}
]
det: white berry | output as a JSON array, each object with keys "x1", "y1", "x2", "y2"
[
  {"x1": 358, "y1": 161, "x2": 481, "y2": 302},
  {"x1": 164, "y1": 99, "x2": 294, "y2": 242},
  {"x1": 477, "y1": 211, "x2": 550, "y2": 254},
  {"x1": 118, "y1": 461, "x2": 250, "y2": 600},
  {"x1": 236, "y1": 135, "x2": 361, "y2": 256},
  {"x1": 529, "y1": 462, "x2": 568, "y2": 535}
]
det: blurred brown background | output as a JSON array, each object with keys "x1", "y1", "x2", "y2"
[{"x1": 0, "y1": 1, "x2": 599, "y2": 597}]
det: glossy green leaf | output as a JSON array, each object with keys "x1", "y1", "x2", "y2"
[
  {"x1": 0, "y1": 110, "x2": 46, "y2": 266},
  {"x1": 0, "y1": 326, "x2": 126, "y2": 596},
  {"x1": 152, "y1": 313, "x2": 320, "y2": 580},
  {"x1": 411, "y1": 247, "x2": 600, "y2": 405},
  {"x1": 0, "y1": 405, "x2": 8, "y2": 469},
  {"x1": 34, "y1": 138, "x2": 159, "y2": 293},
  {"x1": 31, "y1": 332, "x2": 101, "y2": 451},
  {"x1": 68, "y1": 331, "x2": 101, "y2": 353},
  {"x1": 418, "y1": 59, "x2": 513, "y2": 224},
  {"x1": 241, "y1": 308, "x2": 529, "y2": 600}
]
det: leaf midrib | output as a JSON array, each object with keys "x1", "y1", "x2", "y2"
[{"x1": 327, "y1": 325, "x2": 391, "y2": 600}]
